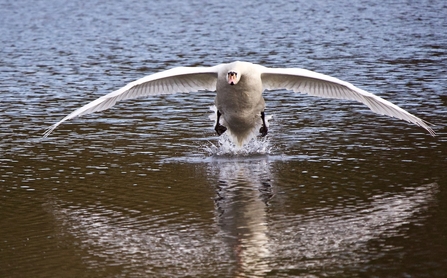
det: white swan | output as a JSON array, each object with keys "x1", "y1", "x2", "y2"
[{"x1": 43, "y1": 61, "x2": 435, "y2": 145}]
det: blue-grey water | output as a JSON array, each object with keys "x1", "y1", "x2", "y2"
[{"x1": 1, "y1": 0, "x2": 447, "y2": 277}]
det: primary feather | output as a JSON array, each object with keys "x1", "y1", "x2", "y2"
[{"x1": 43, "y1": 61, "x2": 435, "y2": 143}]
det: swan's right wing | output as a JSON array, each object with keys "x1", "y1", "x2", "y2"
[{"x1": 43, "y1": 65, "x2": 221, "y2": 137}]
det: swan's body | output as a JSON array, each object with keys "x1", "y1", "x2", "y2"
[{"x1": 44, "y1": 61, "x2": 435, "y2": 145}]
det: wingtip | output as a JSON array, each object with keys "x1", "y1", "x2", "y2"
[
  {"x1": 42, "y1": 129, "x2": 52, "y2": 139},
  {"x1": 420, "y1": 119, "x2": 436, "y2": 137},
  {"x1": 42, "y1": 124, "x2": 58, "y2": 138},
  {"x1": 427, "y1": 127, "x2": 436, "y2": 137}
]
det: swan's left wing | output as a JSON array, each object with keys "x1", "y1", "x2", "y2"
[
  {"x1": 43, "y1": 65, "x2": 220, "y2": 137},
  {"x1": 261, "y1": 67, "x2": 435, "y2": 136}
]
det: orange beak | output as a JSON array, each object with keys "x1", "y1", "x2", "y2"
[{"x1": 228, "y1": 73, "x2": 237, "y2": 85}]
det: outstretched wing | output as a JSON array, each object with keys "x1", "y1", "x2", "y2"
[
  {"x1": 43, "y1": 66, "x2": 220, "y2": 137},
  {"x1": 261, "y1": 67, "x2": 435, "y2": 136}
]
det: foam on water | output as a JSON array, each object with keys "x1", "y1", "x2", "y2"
[
  {"x1": 206, "y1": 106, "x2": 273, "y2": 156},
  {"x1": 204, "y1": 133, "x2": 272, "y2": 157}
]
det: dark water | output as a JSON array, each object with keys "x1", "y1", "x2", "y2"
[{"x1": 1, "y1": 0, "x2": 447, "y2": 277}]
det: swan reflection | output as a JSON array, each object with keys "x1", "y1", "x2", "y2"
[
  {"x1": 46, "y1": 158, "x2": 438, "y2": 276},
  {"x1": 211, "y1": 159, "x2": 273, "y2": 277},
  {"x1": 267, "y1": 181, "x2": 439, "y2": 269}
]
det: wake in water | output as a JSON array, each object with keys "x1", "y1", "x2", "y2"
[{"x1": 205, "y1": 106, "x2": 273, "y2": 156}]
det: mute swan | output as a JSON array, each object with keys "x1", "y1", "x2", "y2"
[{"x1": 43, "y1": 61, "x2": 435, "y2": 146}]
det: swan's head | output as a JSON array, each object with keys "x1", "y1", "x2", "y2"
[{"x1": 226, "y1": 70, "x2": 240, "y2": 86}]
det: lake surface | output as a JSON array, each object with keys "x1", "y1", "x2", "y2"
[{"x1": 1, "y1": 0, "x2": 446, "y2": 277}]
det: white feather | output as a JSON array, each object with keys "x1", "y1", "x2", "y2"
[
  {"x1": 43, "y1": 61, "x2": 435, "y2": 141},
  {"x1": 261, "y1": 67, "x2": 435, "y2": 136},
  {"x1": 43, "y1": 66, "x2": 220, "y2": 137}
]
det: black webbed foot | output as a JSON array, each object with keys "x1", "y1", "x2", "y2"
[
  {"x1": 215, "y1": 124, "x2": 227, "y2": 136},
  {"x1": 259, "y1": 111, "x2": 268, "y2": 137},
  {"x1": 259, "y1": 125, "x2": 268, "y2": 137},
  {"x1": 215, "y1": 109, "x2": 227, "y2": 136}
]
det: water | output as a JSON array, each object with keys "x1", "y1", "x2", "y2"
[{"x1": 1, "y1": 0, "x2": 447, "y2": 277}]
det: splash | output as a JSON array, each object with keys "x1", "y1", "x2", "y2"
[
  {"x1": 206, "y1": 105, "x2": 273, "y2": 156},
  {"x1": 204, "y1": 133, "x2": 272, "y2": 156}
]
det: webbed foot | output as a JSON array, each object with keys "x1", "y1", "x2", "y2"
[
  {"x1": 215, "y1": 124, "x2": 227, "y2": 136},
  {"x1": 260, "y1": 111, "x2": 268, "y2": 137},
  {"x1": 215, "y1": 110, "x2": 227, "y2": 136},
  {"x1": 259, "y1": 125, "x2": 268, "y2": 137}
]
